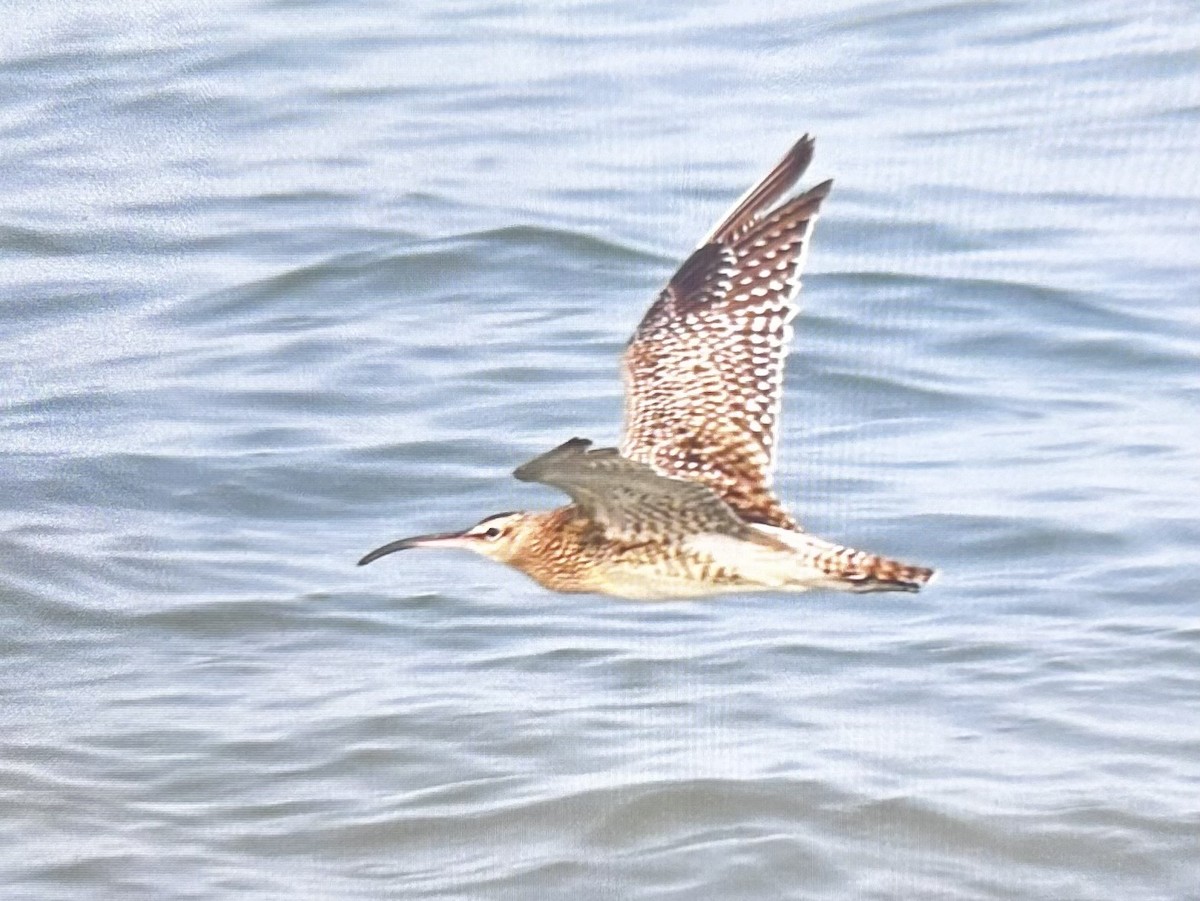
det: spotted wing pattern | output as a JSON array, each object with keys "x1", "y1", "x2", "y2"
[
  {"x1": 513, "y1": 438, "x2": 781, "y2": 548},
  {"x1": 620, "y1": 135, "x2": 833, "y2": 530}
]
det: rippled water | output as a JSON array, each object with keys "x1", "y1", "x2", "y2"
[{"x1": 3, "y1": 2, "x2": 1199, "y2": 898}]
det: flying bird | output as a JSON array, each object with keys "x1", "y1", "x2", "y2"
[{"x1": 359, "y1": 136, "x2": 934, "y2": 599}]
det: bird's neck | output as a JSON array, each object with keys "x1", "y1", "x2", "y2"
[{"x1": 508, "y1": 506, "x2": 595, "y2": 593}]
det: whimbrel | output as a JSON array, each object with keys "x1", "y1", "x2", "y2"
[{"x1": 359, "y1": 136, "x2": 934, "y2": 599}]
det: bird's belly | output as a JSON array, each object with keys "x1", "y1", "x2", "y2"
[
  {"x1": 594, "y1": 532, "x2": 845, "y2": 600},
  {"x1": 588, "y1": 567, "x2": 744, "y2": 600},
  {"x1": 522, "y1": 558, "x2": 731, "y2": 600},
  {"x1": 583, "y1": 549, "x2": 761, "y2": 600}
]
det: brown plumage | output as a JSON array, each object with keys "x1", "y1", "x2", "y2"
[
  {"x1": 359, "y1": 136, "x2": 935, "y2": 599},
  {"x1": 621, "y1": 136, "x2": 831, "y2": 529}
]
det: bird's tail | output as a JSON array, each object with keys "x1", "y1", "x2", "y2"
[
  {"x1": 744, "y1": 525, "x2": 936, "y2": 593},
  {"x1": 822, "y1": 547, "x2": 935, "y2": 593}
]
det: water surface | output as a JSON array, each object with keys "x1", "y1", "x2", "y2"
[{"x1": 2, "y1": 2, "x2": 1199, "y2": 898}]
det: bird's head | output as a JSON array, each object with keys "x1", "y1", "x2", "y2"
[{"x1": 357, "y1": 511, "x2": 535, "y2": 567}]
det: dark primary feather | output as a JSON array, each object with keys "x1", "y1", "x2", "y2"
[
  {"x1": 700, "y1": 134, "x2": 817, "y2": 246},
  {"x1": 620, "y1": 137, "x2": 833, "y2": 529}
]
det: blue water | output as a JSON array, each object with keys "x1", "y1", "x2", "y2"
[{"x1": 2, "y1": 2, "x2": 1199, "y2": 898}]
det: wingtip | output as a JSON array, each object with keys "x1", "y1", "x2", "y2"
[
  {"x1": 513, "y1": 436, "x2": 594, "y2": 482},
  {"x1": 701, "y1": 132, "x2": 822, "y2": 246},
  {"x1": 810, "y1": 177, "x2": 834, "y2": 198},
  {"x1": 790, "y1": 133, "x2": 816, "y2": 162}
]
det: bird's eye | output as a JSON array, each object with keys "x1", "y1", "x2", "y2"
[{"x1": 483, "y1": 527, "x2": 501, "y2": 539}]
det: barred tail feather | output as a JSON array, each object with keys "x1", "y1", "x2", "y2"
[
  {"x1": 750, "y1": 525, "x2": 936, "y2": 594},
  {"x1": 832, "y1": 552, "x2": 936, "y2": 593}
]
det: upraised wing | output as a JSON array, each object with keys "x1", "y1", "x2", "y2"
[{"x1": 620, "y1": 136, "x2": 832, "y2": 530}]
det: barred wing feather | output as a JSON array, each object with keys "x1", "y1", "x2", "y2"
[{"x1": 620, "y1": 136, "x2": 832, "y2": 529}]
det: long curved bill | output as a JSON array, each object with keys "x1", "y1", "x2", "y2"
[{"x1": 357, "y1": 530, "x2": 474, "y2": 566}]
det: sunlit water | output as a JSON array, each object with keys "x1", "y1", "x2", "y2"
[{"x1": 2, "y1": 2, "x2": 1198, "y2": 898}]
